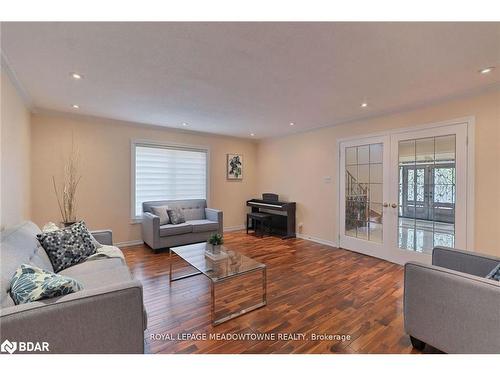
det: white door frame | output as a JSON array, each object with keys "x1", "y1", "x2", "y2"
[{"x1": 336, "y1": 116, "x2": 475, "y2": 264}]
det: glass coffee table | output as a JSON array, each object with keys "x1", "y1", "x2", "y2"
[{"x1": 169, "y1": 242, "x2": 267, "y2": 326}]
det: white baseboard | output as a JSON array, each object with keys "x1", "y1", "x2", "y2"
[
  {"x1": 296, "y1": 233, "x2": 338, "y2": 248},
  {"x1": 114, "y1": 239, "x2": 144, "y2": 247},
  {"x1": 223, "y1": 224, "x2": 246, "y2": 232},
  {"x1": 115, "y1": 227, "x2": 245, "y2": 247},
  {"x1": 113, "y1": 231, "x2": 337, "y2": 249}
]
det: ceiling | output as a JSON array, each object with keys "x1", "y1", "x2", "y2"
[{"x1": 1, "y1": 22, "x2": 499, "y2": 139}]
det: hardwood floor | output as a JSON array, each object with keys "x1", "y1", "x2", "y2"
[{"x1": 122, "y1": 231, "x2": 431, "y2": 354}]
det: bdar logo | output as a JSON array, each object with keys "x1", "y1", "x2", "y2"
[{"x1": 1, "y1": 339, "x2": 17, "y2": 354}]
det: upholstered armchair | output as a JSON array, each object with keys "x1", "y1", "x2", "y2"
[{"x1": 404, "y1": 246, "x2": 500, "y2": 353}]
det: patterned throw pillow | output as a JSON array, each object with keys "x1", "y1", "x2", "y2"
[
  {"x1": 486, "y1": 263, "x2": 500, "y2": 282},
  {"x1": 9, "y1": 264, "x2": 83, "y2": 305},
  {"x1": 151, "y1": 205, "x2": 170, "y2": 225},
  {"x1": 167, "y1": 208, "x2": 186, "y2": 225},
  {"x1": 37, "y1": 221, "x2": 97, "y2": 272}
]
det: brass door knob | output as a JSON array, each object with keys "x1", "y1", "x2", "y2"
[
  {"x1": 391, "y1": 203, "x2": 398, "y2": 208},
  {"x1": 383, "y1": 203, "x2": 389, "y2": 207}
]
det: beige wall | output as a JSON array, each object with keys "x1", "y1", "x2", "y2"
[
  {"x1": 22, "y1": 88, "x2": 500, "y2": 257},
  {"x1": 257, "y1": 89, "x2": 500, "y2": 257},
  {"x1": 0, "y1": 69, "x2": 31, "y2": 229},
  {"x1": 30, "y1": 113, "x2": 258, "y2": 244}
]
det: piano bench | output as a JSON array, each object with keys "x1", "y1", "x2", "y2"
[{"x1": 247, "y1": 213, "x2": 272, "y2": 238}]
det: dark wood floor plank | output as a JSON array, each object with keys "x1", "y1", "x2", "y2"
[{"x1": 122, "y1": 231, "x2": 421, "y2": 354}]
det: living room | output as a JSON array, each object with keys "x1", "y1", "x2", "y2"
[{"x1": 1, "y1": 2, "x2": 499, "y2": 371}]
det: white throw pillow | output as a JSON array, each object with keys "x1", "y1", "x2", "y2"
[
  {"x1": 42, "y1": 222, "x2": 60, "y2": 232},
  {"x1": 151, "y1": 205, "x2": 170, "y2": 225}
]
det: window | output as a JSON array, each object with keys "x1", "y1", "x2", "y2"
[{"x1": 132, "y1": 141, "x2": 208, "y2": 219}]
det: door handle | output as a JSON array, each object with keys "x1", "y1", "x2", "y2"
[
  {"x1": 383, "y1": 203, "x2": 389, "y2": 207},
  {"x1": 391, "y1": 203, "x2": 398, "y2": 208}
]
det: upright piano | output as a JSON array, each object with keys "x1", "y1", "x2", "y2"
[{"x1": 246, "y1": 193, "x2": 296, "y2": 239}]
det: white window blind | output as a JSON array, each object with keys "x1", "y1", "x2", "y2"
[{"x1": 134, "y1": 144, "x2": 207, "y2": 217}]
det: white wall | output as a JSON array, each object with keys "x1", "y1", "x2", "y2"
[{"x1": 0, "y1": 68, "x2": 31, "y2": 229}]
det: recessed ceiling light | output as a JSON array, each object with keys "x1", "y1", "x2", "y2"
[
  {"x1": 361, "y1": 102, "x2": 368, "y2": 108},
  {"x1": 289, "y1": 122, "x2": 295, "y2": 126},
  {"x1": 70, "y1": 72, "x2": 83, "y2": 80},
  {"x1": 72, "y1": 104, "x2": 80, "y2": 109},
  {"x1": 250, "y1": 133, "x2": 255, "y2": 137},
  {"x1": 182, "y1": 122, "x2": 188, "y2": 126},
  {"x1": 479, "y1": 66, "x2": 495, "y2": 74}
]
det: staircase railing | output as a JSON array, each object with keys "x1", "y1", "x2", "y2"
[{"x1": 345, "y1": 170, "x2": 369, "y2": 230}]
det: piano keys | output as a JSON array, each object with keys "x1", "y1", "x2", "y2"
[{"x1": 246, "y1": 193, "x2": 296, "y2": 239}]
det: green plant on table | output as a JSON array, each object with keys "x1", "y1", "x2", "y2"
[{"x1": 208, "y1": 233, "x2": 224, "y2": 246}]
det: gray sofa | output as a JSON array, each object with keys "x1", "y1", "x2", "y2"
[
  {"x1": 404, "y1": 246, "x2": 500, "y2": 354},
  {"x1": 141, "y1": 199, "x2": 222, "y2": 251},
  {"x1": 0, "y1": 221, "x2": 147, "y2": 354}
]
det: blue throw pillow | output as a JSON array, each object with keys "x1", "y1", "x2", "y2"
[
  {"x1": 9, "y1": 264, "x2": 83, "y2": 305},
  {"x1": 167, "y1": 208, "x2": 186, "y2": 225},
  {"x1": 486, "y1": 263, "x2": 500, "y2": 282}
]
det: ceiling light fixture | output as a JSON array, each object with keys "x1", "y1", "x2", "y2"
[
  {"x1": 70, "y1": 72, "x2": 83, "y2": 80},
  {"x1": 289, "y1": 122, "x2": 295, "y2": 126},
  {"x1": 72, "y1": 104, "x2": 80, "y2": 109},
  {"x1": 250, "y1": 133, "x2": 255, "y2": 137},
  {"x1": 182, "y1": 122, "x2": 188, "y2": 126},
  {"x1": 479, "y1": 66, "x2": 495, "y2": 74},
  {"x1": 361, "y1": 102, "x2": 368, "y2": 108}
]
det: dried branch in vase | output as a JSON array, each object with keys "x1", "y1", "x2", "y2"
[{"x1": 52, "y1": 136, "x2": 81, "y2": 226}]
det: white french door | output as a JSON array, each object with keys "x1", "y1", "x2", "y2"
[{"x1": 339, "y1": 121, "x2": 470, "y2": 265}]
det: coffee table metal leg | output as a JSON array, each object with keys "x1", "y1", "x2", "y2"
[
  {"x1": 169, "y1": 248, "x2": 172, "y2": 283},
  {"x1": 263, "y1": 266, "x2": 267, "y2": 304},
  {"x1": 211, "y1": 280, "x2": 216, "y2": 323},
  {"x1": 169, "y1": 249, "x2": 202, "y2": 283},
  {"x1": 211, "y1": 266, "x2": 267, "y2": 326}
]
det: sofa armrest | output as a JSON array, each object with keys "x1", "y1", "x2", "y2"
[
  {"x1": 0, "y1": 280, "x2": 145, "y2": 353},
  {"x1": 141, "y1": 212, "x2": 160, "y2": 249},
  {"x1": 91, "y1": 229, "x2": 113, "y2": 246},
  {"x1": 404, "y1": 262, "x2": 500, "y2": 353},
  {"x1": 432, "y1": 246, "x2": 500, "y2": 277},
  {"x1": 205, "y1": 208, "x2": 223, "y2": 234}
]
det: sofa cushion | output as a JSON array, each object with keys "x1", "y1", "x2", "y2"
[
  {"x1": 1, "y1": 222, "x2": 47, "y2": 308},
  {"x1": 143, "y1": 199, "x2": 207, "y2": 221},
  {"x1": 188, "y1": 219, "x2": 219, "y2": 233},
  {"x1": 36, "y1": 221, "x2": 97, "y2": 272},
  {"x1": 61, "y1": 266, "x2": 134, "y2": 289},
  {"x1": 486, "y1": 263, "x2": 500, "y2": 281},
  {"x1": 159, "y1": 222, "x2": 193, "y2": 237},
  {"x1": 167, "y1": 208, "x2": 186, "y2": 225},
  {"x1": 59, "y1": 257, "x2": 126, "y2": 277},
  {"x1": 150, "y1": 205, "x2": 170, "y2": 225},
  {"x1": 10, "y1": 264, "x2": 83, "y2": 305}
]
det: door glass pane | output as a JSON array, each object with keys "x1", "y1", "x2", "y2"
[
  {"x1": 345, "y1": 142, "x2": 383, "y2": 243},
  {"x1": 358, "y1": 145, "x2": 370, "y2": 164},
  {"x1": 370, "y1": 163, "x2": 383, "y2": 184},
  {"x1": 346, "y1": 147, "x2": 357, "y2": 165},
  {"x1": 370, "y1": 144, "x2": 383, "y2": 163},
  {"x1": 416, "y1": 137, "x2": 435, "y2": 163},
  {"x1": 398, "y1": 135, "x2": 456, "y2": 253},
  {"x1": 358, "y1": 165, "x2": 370, "y2": 184}
]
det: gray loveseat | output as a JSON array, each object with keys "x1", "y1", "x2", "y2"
[
  {"x1": 141, "y1": 199, "x2": 223, "y2": 252},
  {"x1": 0, "y1": 221, "x2": 147, "y2": 354},
  {"x1": 404, "y1": 246, "x2": 500, "y2": 354}
]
